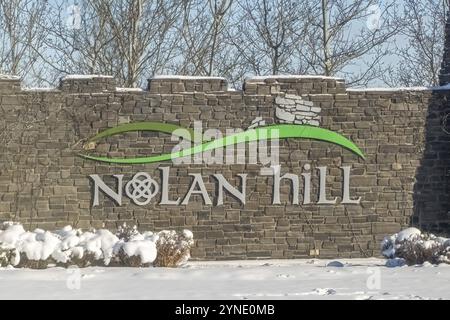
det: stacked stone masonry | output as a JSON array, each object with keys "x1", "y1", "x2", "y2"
[{"x1": 0, "y1": 74, "x2": 449, "y2": 260}]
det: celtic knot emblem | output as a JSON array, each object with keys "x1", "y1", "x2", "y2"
[{"x1": 125, "y1": 172, "x2": 159, "y2": 206}]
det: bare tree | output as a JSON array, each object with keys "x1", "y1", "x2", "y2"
[
  {"x1": 32, "y1": 1, "x2": 113, "y2": 85},
  {"x1": 172, "y1": 0, "x2": 234, "y2": 76},
  {"x1": 0, "y1": 0, "x2": 432, "y2": 88},
  {"x1": 384, "y1": 0, "x2": 448, "y2": 87},
  {"x1": 41, "y1": 0, "x2": 183, "y2": 87},
  {"x1": 300, "y1": 0, "x2": 400, "y2": 86},
  {"x1": 207, "y1": 0, "x2": 234, "y2": 76},
  {"x1": 94, "y1": 0, "x2": 183, "y2": 87},
  {"x1": 0, "y1": 0, "x2": 49, "y2": 83},
  {"x1": 232, "y1": 0, "x2": 310, "y2": 76}
]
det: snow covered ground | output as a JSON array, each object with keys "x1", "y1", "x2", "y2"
[{"x1": 0, "y1": 258, "x2": 448, "y2": 300}]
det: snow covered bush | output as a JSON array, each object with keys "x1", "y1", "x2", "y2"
[
  {"x1": 114, "y1": 227, "x2": 158, "y2": 267},
  {"x1": 153, "y1": 230, "x2": 194, "y2": 267},
  {"x1": 116, "y1": 240, "x2": 157, "y2": 267},
  {"x1": 0, "y1": 245, "x2": 18, "y2": 267},
  {"x1": 115, "y1": 223, "x2": 140, "y2": 242},
  {"x1": 381, "y1": 227, "x2": 450, "y2": 265},
  {"x1": 0, "y1": 222, "x2": 193, "y2": 269}
]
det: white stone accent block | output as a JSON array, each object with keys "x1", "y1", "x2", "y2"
[
  {"x1": 274, "y1": 94, "x2": 321, "y2": 127},
  {"x1": 276, "y1": 107, "x2": 295, "y2": 122}
]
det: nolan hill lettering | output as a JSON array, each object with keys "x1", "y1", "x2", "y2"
[{"x1": 89, "y1": 165, "x2": 361, "y2": 207}]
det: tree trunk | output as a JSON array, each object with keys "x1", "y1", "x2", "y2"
[{"x1": 321, "y1": 0, "x2": 332, "y2": 76}]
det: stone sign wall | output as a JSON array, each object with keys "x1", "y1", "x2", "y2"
[{"x1": 0, "y1": 74, "x2": 449, "y2": 260}]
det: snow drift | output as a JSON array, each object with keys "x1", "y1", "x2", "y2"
[
  {"x1": 381, "y1": 227, "x2": 450, "y2": 265},
  {"x1": 0, "y1": 222, "x2": 193, "y2": 269}
]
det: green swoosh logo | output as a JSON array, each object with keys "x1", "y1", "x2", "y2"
[
  {"x1": 79, "y1": 122, "x2": 365, "y2": 164},
  {"x1": 87, "y1": 121, "x2": 200, "y2": 143}
]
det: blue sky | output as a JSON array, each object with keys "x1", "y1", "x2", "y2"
[{"x1": 38, "y1": 0, "x2": 444, "y2": 87}]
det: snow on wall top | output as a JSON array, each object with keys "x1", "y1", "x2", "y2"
[
  {"x1": 23, "y1": 87, "x2": 60, "y2": 92},
  {"x1": 116, "y1": 87, "x2": 144, "y2": 92},
  {"x1": 347, "y1": 83, "x2": 450, "y2": 92},
  {"x1": 246, "y1": 75, "x2": 345, "y2": 81},
  {"x1": 0, "y1": 74, "x2": 21, "y2": 80},
  {"x1": 151, "y1": 75, "x2": 227, "y2": 81},
  {"x1": 3, "y1": 73, "x2": 450, "y2": 93},
  {"x1": 61, "y1": 74, "x2": 114, "y2": 80}
]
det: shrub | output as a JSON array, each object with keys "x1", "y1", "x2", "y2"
[
  {"x1": 17, "y1": 254, "x2": 54, "y2": 269},
  {"x1": 115, "y1": 223, "x2": 140, "y2": 242},
  {"x1": 381, "y1": 227, "x2": 450, "y2": 265},
  {"x1": 153, "y1": 230, "x2": 194, "y2": 267},
  {"x1": 0, "y1": 246, "x2": 18, "y2": 267},
  {"x1": 0, "y1": 222, "x2": 193, "y2": 269}
]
